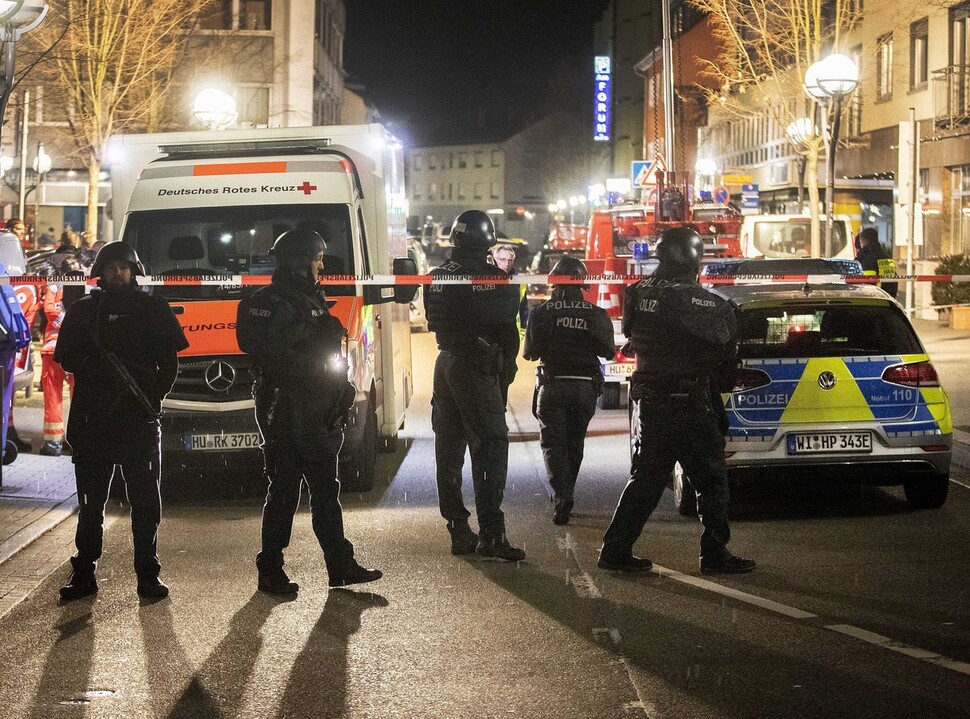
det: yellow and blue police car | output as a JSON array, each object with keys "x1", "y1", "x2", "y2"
[{"x1": 674, "y1": 261, "x2": 952, "y2": 513}]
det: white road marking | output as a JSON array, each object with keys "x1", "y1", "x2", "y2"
[
  {"x1": 593, "y1": 628, "x2": 654, "y2": 718},
  {"x1": 825, "y1": 624, "x2": 970, "y2": 676},
  {"x1": 652, "y1": 565, "x2": 817, "y2": 619},
  {"x1": 949, "y1": 476, "x2": 970, "y2": 491}
]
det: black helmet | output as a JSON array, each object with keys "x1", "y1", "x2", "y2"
[
  {"x1": 450, "y1": 210, "x2": 496, "y2": 249},
  {"x1": 273, "y1": 228, "x2": 326, "y2": 273},
  {"x1": 549, "y1": 255, "x2": 588, "y2": 285},
  {"x1": 655, "y1": 227, "x2": 704, "y2": 273},
  {"x1": 91, "y1": 242, "x2": 145, "y2": 278}
]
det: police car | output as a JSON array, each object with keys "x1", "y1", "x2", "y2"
[{"x1": 672, "y1": 264, "x2": 952, "y2": 513}]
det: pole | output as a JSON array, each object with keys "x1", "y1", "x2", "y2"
[
  {"x1": 32, "y1": 141, "x2": 42, "y2": 242},
  {"x1": 660, "y1": 0, "x2": 676, "y2": 172},
  {"x1": 17, "y1": 88, "x2": 28, "y2": 220},
  {"x1": 825, "y1": 94, "x2": 843, "y2": 258},
  {"x1": 906, "y1": 107, "x2": 917, "y2": 316}
]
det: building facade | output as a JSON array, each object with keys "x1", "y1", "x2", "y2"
[{"x1": 1, "y1": 0, "x2": 349, "y2": 239}]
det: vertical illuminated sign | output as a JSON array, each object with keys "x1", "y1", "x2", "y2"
[{"x1": 593, "y1": 55, "x2": 611, "y2": 142}]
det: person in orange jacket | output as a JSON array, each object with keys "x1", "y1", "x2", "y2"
[{"x1": 38, "y1": 260, "x2": 78, "y2": 456}]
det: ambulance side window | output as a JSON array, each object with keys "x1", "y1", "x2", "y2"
[{"x1": 357, "y1": 207, "x2": 370, "y2": 275}]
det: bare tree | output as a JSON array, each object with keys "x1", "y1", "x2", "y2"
[
  {"x1": 689, "y1": 0, "x2": 863, "y2": 256},
  {"x1": 21, "y1": 0, "x2": 213, "y2": 237}
]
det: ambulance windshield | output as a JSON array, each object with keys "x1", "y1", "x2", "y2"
[{"x1": 122, "y1": 203, "x2": 355, "y2": 299}]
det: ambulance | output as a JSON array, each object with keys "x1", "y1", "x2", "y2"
[{"x1": 105, "y1": 124, "x2": 417, "y2": 491}]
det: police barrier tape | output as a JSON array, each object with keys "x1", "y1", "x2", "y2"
[{"x1": 1, "y1": 273, "x2": 969, "y2": 286}]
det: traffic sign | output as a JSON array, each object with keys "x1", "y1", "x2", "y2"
[
  {"x1": 740, "y1": 183, "x2": 760, "y2": 214},
  {"x1": 713, "y1": 185, "x2": 730, "y2": 204},
  {"x1": 631, "y1": 161, "x2": 654, "y2": 188}
]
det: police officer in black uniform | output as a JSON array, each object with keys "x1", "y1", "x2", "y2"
[
  {"x1": 855, "y1": 227, "x2": 898, "y2": 299},
  {"x1": 424, "y1": 210, "x2": 524, "y2": 560},
  {"x1": 523, "y1": 256, "x2": 614, "y2": 525},
  {"x1": 236, "y1": 228, "x2": 381, "y2": 595},
  {"x1": 599, "y1": 227, "x2": 755, "y2": 575},
  {"x1": 55, "y1": 242, "x2": 189, "y2": 601}
]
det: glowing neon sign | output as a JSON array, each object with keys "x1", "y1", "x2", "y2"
[{"x1": 593, "y1": 56, "x2": 612, "y2": 142}]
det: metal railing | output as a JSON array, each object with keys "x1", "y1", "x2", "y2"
[{"x1": 932, "y1": 65, "x2": 970, "y2": 129}]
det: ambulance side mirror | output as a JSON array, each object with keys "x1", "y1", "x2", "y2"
[{"x1": 362, "y1": 256, "x2": 418, "y2": 305}]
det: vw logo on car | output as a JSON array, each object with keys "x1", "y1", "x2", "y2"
[
  {"x1": 817, "y1": 371, "x2": 837, "y2": 390},
  {"x1": 204, "y1": 361, "x2": 237, "y2": 392}
]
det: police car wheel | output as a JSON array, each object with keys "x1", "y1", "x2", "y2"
[
  {"x1": 672, "y1": 463, "x2": 697, "y2": 517},
  {"x1": 903, "y1": 473, "x2": 949, "y2": 509},
  {"x1": 599, "y1": 383, "x2": 620, "y2": 410}
]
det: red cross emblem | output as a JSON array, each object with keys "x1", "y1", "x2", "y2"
[{"x1": 297, "y1": 182, "x2": 317, "y2": 195}]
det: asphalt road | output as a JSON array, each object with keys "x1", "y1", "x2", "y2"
[{"x1": 0, "y1": 333, "x2": 968, "y2": 718}]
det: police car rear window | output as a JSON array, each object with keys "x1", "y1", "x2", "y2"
[
  {"x1": 736, "y1": 303, "x2": 922, "y2": 359},
  {"x1": 123, "y1": 204, "x2": 355, "y2": 299}
]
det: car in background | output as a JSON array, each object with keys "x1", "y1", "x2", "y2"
[
  {"x1": 665, "y1": 277, "x2": 951, "y2": 514},
  {"x1": 0, "y1": 232, "x2": 36, "y2": 398}
]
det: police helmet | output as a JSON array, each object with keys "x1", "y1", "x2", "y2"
[
  {"x1": 450, "y1": 210, "x2": 496, "y2": 249},
  {"x1": 272, "y1": 228, "x2": 327, "y2": 272},
  {"x1": 91, "y1": 242, "x2": 145, "y2": 278},
  {"x1": 549, "y1": 255, "x2": 588, "y2": 284},
  {"x1": 655, "y1": 227, "x2": 705, "y2": 272}
]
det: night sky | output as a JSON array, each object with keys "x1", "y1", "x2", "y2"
[{"x1": 344, "y1": 0, "x2": 611, "y2": 147}]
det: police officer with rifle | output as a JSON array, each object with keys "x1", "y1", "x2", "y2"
[
  {"x1": 55, "y1": 242, "x2": 189, "y2": 601},
  {"x1": 424, "y1": 210, "x2": 524, "y2": 560},
  {"x1": 599, "y1": 228, "x2": 755, "y2": 576},
  {"x1": 236, "y1": 228, "x2": 381, "y2": 595},
  {"x1": 523, "y1": 257, "x2": 614, "y2": 525}
]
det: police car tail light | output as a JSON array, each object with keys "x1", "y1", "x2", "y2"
[
  {"x1": 881, "y1": 361, "x2": 940, "y2": 388},
  {"x1": 731, "y1": 367, "x2": 771, "y2": 392},
  {"x1": 920, "y1": 444, "x2": 949, "y2": 453},
  {"x1": 614, "y1": 348, "x2": 634, "y2": 363}
]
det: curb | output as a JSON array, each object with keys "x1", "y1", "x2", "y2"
[
  {"x1": 953, "y1": 429, "x2": 970, "y2": 472},
  {"x1": 0, "y1": 496, "x2": 77, "y2": 567}
]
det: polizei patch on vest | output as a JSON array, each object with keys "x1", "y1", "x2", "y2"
[
  {"x1": 556, "y1": 317, "x2": 588, "y2": 329},
  {"x1": 691, "y1": 297, "x2": 716, "y2": 307}
]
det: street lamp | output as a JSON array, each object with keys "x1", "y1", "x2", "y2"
[
  {"x1": 0, "y1": 2, "x2": 48, "y2": 147},
  {"x1": 804, "y1": 53, "x2": 859, "y2": 256},
  {"x1": 192, "y1": 88, "x2": 238, "y2": 130},
  {"x1": 30, "y1": 141, "x2": 49, "y2": 238}
]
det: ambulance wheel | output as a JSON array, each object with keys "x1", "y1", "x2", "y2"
[
  {"x1": 2, "y1": 440, "x2": 17, "y2": 465},
  {"x1": 599, "y1": 383, "x2": 620, "y2": 410},
  {"x1": 903, "y1": 473, "x2": 949, "y2": 509},
  {"x1": 341, "y1": 401, "x2": 377, "y2": 492},
  {"x1": 672, "y1": 463, "x2": 697, "y2": 516}
]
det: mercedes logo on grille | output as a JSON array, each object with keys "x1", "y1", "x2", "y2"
[
  {"x1": 817, "y1": 371, "x2": 837, "y2": 390},
  {"x1": 204, "y1": 361, "x2": 237, "y2": 392}
]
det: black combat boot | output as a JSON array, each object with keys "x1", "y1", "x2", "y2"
[
  {"x1": 553, "y1": 499, "x2": 574, "y2": 526},
  {"x1": 446, "y1": 520, "x2": 479, "y2": 555},
  {"x1": 137, "y1": 576, "x2": 170, "y2": 600},
  {"x1": 475, "y1": 536, "x2": 526, "y2": 562},
  {"x1": 258, "y1": 566, "x2": 300, "y2": 595},
  {"x1": 328, "y1": 558, "x2": 382, "y2": 588},
  {"x1": 59, "y1": 560, "x2": 98, "y2": 601},
  {"x1": 700, "y1": 552, "x2": 756, "y2": 575},
  {"x1": 597, "y1": 554, "x2": 653, "y2": 572},
  {"x1": 39, "y1": 440, "x2": 63, "y2": 457}
]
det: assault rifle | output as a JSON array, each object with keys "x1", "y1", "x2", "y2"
[{"x1": 86, "y1": 326, "x2": 160, "y2": 421}]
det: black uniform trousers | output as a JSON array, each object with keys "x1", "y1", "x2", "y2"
[
  {"x1": 536, "y1": 378, "x2": 599, "y2": 503},
  {"x1": 602, "y1": 388, "x2": 731, "y2": 561},
  {"x1": 256, "y1": 433, "x2": 354, "y2": 574},
  {"x1": 431, "y1": 350, "x2": 509, "y2": 541},
  {"x1": 72, "y1": 448, "x2": 162, "y2": 580}
]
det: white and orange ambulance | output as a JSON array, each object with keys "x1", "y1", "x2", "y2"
[{"x1": 105, "y1": 124, "x2": 417, "y2": 491}]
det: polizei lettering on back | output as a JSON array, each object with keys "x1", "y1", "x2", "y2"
[
  {"x1": 556, "y1": 317, "x2": 588, "y2": 330},
  {"x1": 691, "y1": 297, "x2": 716, "y2": 308},
  {"x1": 637, "y1": 298, "x2": 658, "y2": 312}
]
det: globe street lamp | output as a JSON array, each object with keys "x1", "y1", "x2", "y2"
[
  {"x1": 0, "y1": 2, "x2": 48, "y2": 146},
  {"x1": 192, "y1": 88, "x2": 238, "y2": 130},
  {"x1": 804, "y1": 53, "x2": 859, "y2": 257}
]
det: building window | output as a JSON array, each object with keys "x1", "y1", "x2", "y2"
[
  {"x1": 199, "y1": 0, "x2": 271, "y2": 31},
  {"x1": 428, "y1": 154, "x2": 436, "y2": 169},
  {"x1": 428, "y1": 183, "x2": 436, "y2": 201},
  {"x1": 876, "y1": 33, "x2": 894, "y2": 100},
  {"x1": 458, "y1": 153, "x2": 467, "y2": 168},
  {"x1": 491, "y1": 150, "x2": 501, "y2": 167},
  {"x1": 458, "y1": 183, "x2": 466, "y2": 200},
  {"x1": 34, "y1": 85, "x2": 71, "y2": 125},
  {"x1": 474, "y1": 183, "x2": 482, "y2": 199},
  {"x1": 910, "y1": 18, "x2": 928, "y2": 90},
  {"x1": 474, "y1": 152, "x2": 483, "y2": 168},
  {"x1": 447, "y1": 183, "x2": 453, "y2": 200},
  {"x1": 412, "y1": 186, "x2": 421, "y2": 200},
  {"x1": 236, "y1": 86, "x2": 269, "y2": 125},
  {"x1": 952, "y1": 166, "x2": 970, "y2": 254},
  {"x1": 490, "y1": 181, "x2": 499, "y2": 199}
]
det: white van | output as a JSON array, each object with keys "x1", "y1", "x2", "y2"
[{"x1": 740, "y1": 214, "x2": 854, "y2": 259}]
